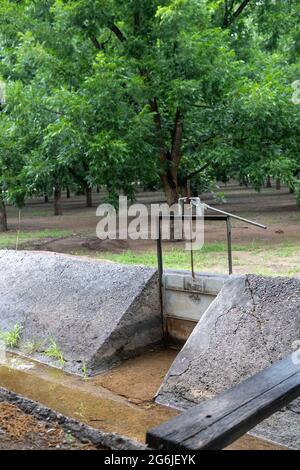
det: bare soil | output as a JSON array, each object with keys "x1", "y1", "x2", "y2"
[
  {"x1": 5, "y1": 185, "x2": 300, "y2": 255},
  {"x1": 0, "y1": 402, "x2": 98, "y2": 450}
]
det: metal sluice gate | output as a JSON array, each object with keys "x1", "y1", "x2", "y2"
[{"x1": 156, "y1": 197, "x2": 267, "y2": 289}]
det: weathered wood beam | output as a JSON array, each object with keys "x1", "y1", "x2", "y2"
[{"x1": 147, "y1": 354, "x2": 300, "y2": 450}]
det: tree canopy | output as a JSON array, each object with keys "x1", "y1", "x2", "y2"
[{"x1": 0, "y1": 0, "x2": 299, "y2": 228}]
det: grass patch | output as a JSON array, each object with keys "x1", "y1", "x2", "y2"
[
  {"x1": 0, "y1": 229, "x2": 73, "y2": 249},
  {"x1": 0, "y1": 324, "x2": 22, "y2": 348},
  {"x1": 91, "y1": 242, "x2": 260, "y2": 270},
  {"x1": 44, "y1": 340, "x2": 65, "y2": 367},
  {"x1": 81, "y1": 361, "x2": 89, "y2": 380},
  {"x1": 7, "y1": 207, "x2": 54, "y2": 218},
  {"x1": 70, "y1": 240, "x2": 300, "y2": 278},
  {"x1": 99, "y1": 251, "x2": 223, "y2": 271}
]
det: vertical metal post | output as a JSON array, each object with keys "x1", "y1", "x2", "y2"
[
  {"x1": 157, "y1": 215, "x2": 163, "y2": 285},
  {"x1": 189, "y1": 212, "x2": 195, "y2": 280},
  {"x1": 226, "y1": 217, "x2": 233, "y2": 275},
  {"x1": 156, "y1": 216, "x2": 165, "y2": 336}
]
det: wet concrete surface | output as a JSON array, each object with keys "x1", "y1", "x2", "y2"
[
  {"x1": 0, "y1": 349, "x2": 286, "y2": 449},
  {"x1": 0, "y1": 350, "x2": 178, "y2": 443}
]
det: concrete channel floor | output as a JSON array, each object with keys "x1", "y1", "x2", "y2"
[{"x1": 0, "y1": 348, "x2": 285, "y2": 450}]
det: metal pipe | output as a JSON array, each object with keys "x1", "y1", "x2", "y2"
[
  {"x1": 203, "y1": 204, "x2": 267, "y2": 230},
  {"x1": 226, "y1": 217, "x2": 233, "y2": 275},
  {"x1": 156, "y1": 217, "x2": 165, "y2": 337}
]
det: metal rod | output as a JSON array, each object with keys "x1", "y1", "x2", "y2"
[
  {"x1": 226, "y1": 217, "x2": 233, "y2": 275},
  {"x1": 203, "y1": 204, "x2": 267, "y2": 230},
  {"x1": 190, "y1": 250, "x2": 195, "y2": 280},
  {"x1": 189, "y1": 209, "x2": 195, "y2": 280},
  {"x1": 156, "y1": 217, "x2": 165, "y2": 336}
]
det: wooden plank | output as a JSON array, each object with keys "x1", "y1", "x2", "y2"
[{"x1": 147, "y1": 354, "x2": 300, "y2": 450}]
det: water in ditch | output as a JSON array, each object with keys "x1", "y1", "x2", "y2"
[{"x1": 0, "y1": 349, "x2": 285, "y2": 449}]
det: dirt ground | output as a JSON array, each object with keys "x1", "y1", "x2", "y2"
[
  {"x1": 0, "y1": 402, "x2": 98, "y2": 450},
  {"x1": 4, "y1": 185, "x2": 300, "y2": 254}
]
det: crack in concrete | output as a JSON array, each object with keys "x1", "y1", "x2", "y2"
[
  {"x1": 245, "y1": 275, "x2": 273, "y2": 365},
  {"x1": 214, "y1": 310, "x2": 230, "y2": 335}
]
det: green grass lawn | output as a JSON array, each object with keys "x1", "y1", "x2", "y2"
[
  {"x1": 7, "y1": 206, "x2": 54, "y2": 218},
  {"x1": 80, "y1": 241, "x2": 300, "y2": 277},
  {"x1": 0, "y1": 229, "x2": 73, "y2": 249}
]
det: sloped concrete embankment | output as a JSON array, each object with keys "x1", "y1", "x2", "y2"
[
  {"x1": 156, "y1": 274, "x2": 300, "y2": 449},
  {"x1": 0, "y1": 250, "x2": 162, "y2": 375}
]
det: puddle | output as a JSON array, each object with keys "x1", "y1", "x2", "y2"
[{"x1": 0, "y1": 349, "x2": 285, "y2": 449}]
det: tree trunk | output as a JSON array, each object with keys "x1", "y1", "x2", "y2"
[
  {"x1": 66, "y1": 187, "x2": 71, "y2": 199},
  {"x1": 276, "y1": 179, "x2": 281, "y2": 190},
  {"x1": 96, "y1": 186, "x2": 100, "y2": 194},
  {"x1": 160, "y1": 172, "x2": 181, "y2": 241},
  {"x1": 86, "y1": 186, "x2": 93, "y2": 208},
  {"x1": 54, "y1": 185, "x2": 62, "y2": 216},
  {"x1": 266, "y1": 175, "x2": 272, "y2": 188},
  {"x1": 161, "y1": 175, "x2": 179, "y2": 206},
  {"x1": 150, "y1": 99, "x2": 182, "y2": 207},
  {"x1": 44, "y1": 194, "x2": 49, "y2": 203},
  {"x1": 0, "y1": 198, "x2": 8, "y2": 232}
]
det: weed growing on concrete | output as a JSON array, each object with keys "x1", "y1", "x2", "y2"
[
  {"x1": 20, "y1": 340, "x2": 43, "y2": 355},
  {"x1": 0, "y1": 324, "x2": 21, "y2": 348},
  {"x1": 45, "y1": 340, "x2": 65, "y2": 367},
  {"x1": 81, "y1": 361, "x2": 89, "y2": 380}
]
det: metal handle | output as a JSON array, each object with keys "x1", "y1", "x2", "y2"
[
  {"x1": 203, "y1": 203, "x2": 267, "y2": 230},
  {"x1": 178, "y1": 197, "x2": 267, "y2": 230}
]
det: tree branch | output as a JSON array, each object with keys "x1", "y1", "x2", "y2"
[
  {"x1": 171, "y1": 108, "x2": 183, "y2": 169},
  {"x1": 222, "y1": 0, "x2": 253, "y2": 28},
  {"x1": 38, "y1": 106, "x2": 65, "y2": 117},
  {"x1": 184, "y1": 162, "x2": 211, "y2": 183},
  {"x1": 110, "y1": 24, "x2": 126, "y2": 42},
  {"x1": 134, "y1": 11, "x2": 140, "y2": 34},
  {"x1": 189, "y1": 133, "x2": 218, "y2": 153},
  {"x1": 223, "y1": 0, "x2": 236, "y2": 27},
  {"x1": 232, "y1": 0, "x2": 252, "y2": 20},
  {"x1": 90, "y1": 36, "x2": 104, "y2": 51},
  {"x1": 149, "y1": 98, "x2": 166, "y2": 165}
]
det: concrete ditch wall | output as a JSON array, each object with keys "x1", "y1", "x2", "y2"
[
  {"x1": 0, "y1": 250, "x2": 162, "y2": 375},
  {"x1": 156, "y1": 274, "x2": 300, "y2": 449}
]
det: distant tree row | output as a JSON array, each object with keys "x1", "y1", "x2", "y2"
[{"x1": 0, "y1": 0, "x2": 300, "y2": 231}]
